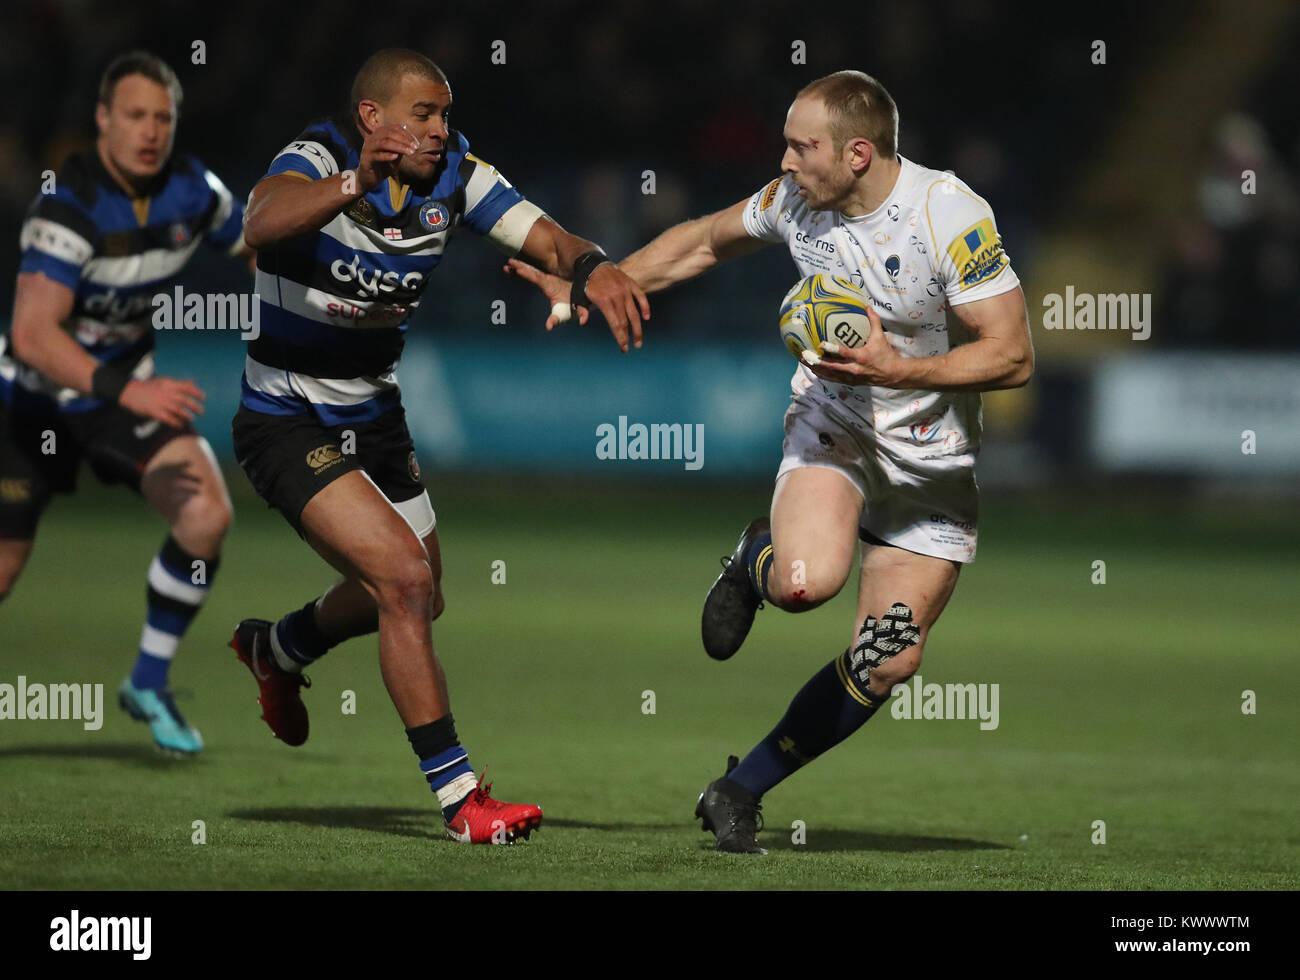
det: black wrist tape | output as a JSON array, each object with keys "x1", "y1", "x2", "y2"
[
  {"x1": 570, "y1": 248, "x2": 610, "y2": 308},
  {"x1": 91, "y1": 363, "x2": 132, "y2": 404}
]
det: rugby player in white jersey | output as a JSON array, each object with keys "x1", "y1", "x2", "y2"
[{"x1": 508, "y1": 70, "x2": 1033, "y2": 853}]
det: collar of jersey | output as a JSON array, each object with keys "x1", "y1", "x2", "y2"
[
  {"x1": 838, "y1": 156, "x2": 917, "y2": 224},
  {"x1": 86, "y1": 145, "x2": 174, "y2": 207}
]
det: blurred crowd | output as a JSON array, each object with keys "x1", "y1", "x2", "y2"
[
  {"x1": 1157, "y1": 106, "x2": 1300, "y2": 350},
  {"x1": 1, "y1": 0, "x2": 1294, "y2": 348}
]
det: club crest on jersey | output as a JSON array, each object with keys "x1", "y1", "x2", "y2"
[
  {"x1": 885, "y1": 255, "x2": 901, "y2": 281},
  {"x1": 168, "y1": 221, "x2": 192, "y2": 249},
  {"x1": 419, "y1": 201, "x2": 450, "y2": 232}
]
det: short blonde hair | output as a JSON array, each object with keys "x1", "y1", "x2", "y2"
[{"x1": 798, "y1": 70, "x2": 898, "y2": 158}]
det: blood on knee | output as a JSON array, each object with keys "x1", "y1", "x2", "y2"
[{"x1": 772, "y1": 574, "x2": 844, "y2": 612}]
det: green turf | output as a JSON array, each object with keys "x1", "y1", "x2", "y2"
[{"x1": 1, "y1": 476, "x2": 1296, "y2": 889}]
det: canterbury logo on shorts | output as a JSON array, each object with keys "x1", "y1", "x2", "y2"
[{"x1": 305, "y1": 444, "x2": 344, "y2": 473}]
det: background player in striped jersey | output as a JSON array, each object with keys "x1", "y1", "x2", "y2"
[
  {"x1": 0, "y1": 52, "x2": 252, "y2": 755},
  {"x1": 231, "y1": 48, "x2": 648, "y2": 844},
  {"x1": 509, "y1": 71, "x2": 1034, "y2": 853}
]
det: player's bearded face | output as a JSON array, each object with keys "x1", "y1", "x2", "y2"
[
  {"x1": 96, "y1": 74, "x2": 176, "y2": 184},
  {"x1": 380, "y1": 75, "x2": 452, "y2": 182}
]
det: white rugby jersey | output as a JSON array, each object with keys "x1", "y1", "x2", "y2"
[{"x1": 742, "y1": 157, "x2": 1020, "y2": 474}]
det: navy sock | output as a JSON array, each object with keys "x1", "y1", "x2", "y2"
[
  {"x1": 407, "y1": 716, "x2": 476, "y2": 821},
  {"x1": 728, "y1": 648, "x2": 891, "y2": 798},
  {"x1": 272, "y1": 600, "x2": 334, "y2": 669},
  {"x1": 131, "y1": 536, "x2": 219, "y2": 690},
  {"x1": 743, "y1": 530, "x2": 774, "y2": 602}
]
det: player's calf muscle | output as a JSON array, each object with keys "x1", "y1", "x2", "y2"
[{"x1": 868, "y1": 641, "x2": 924, "y2": 694}]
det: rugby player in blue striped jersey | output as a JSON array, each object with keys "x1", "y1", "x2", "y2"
[
  {"x1": 0, "y1": 52, "x2": 254, "y2": 756},
  {"x1": 229, "y1": 48, "x2": 649, "y2": 844}
]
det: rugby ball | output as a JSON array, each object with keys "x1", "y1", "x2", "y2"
[{"x1": 778, "y1": 274, "x2": 872, "y2": 361}]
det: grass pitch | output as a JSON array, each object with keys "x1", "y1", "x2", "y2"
[{"x1": 1, "y1": 476, "x2": 1296, "y2": 890}]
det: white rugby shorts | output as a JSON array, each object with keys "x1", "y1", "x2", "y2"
[{"x1": 776, "y1": 391, "x2": 979, "y2": 563}]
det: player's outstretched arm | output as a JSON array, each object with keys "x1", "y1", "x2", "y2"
[
  {"x1": 514, "y1": 216, "x2": 650, "y2": 352},
  {"x1": 619, "y1": 197, "x2": 768, "y2": 293},
  {"x1": 815, "y1": 286, "x2": 1034, "y2": 391},
  {"x1": 242, "y1": 124, "x2": 420, "y2": 249},
  {"x1": 503, "y1": 195, "x2": 767, "y2": 333},
  {"x1": 10, "y1": 272, "x2": 205, "y2": 426}
]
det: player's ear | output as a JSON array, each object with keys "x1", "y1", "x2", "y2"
[
  {"x1": 849, "y1": 137, "x2": 873, "y2": 176},
  {"x1": 356, "y1": 98, "x2": 380, "y2": 133},
  {"x1": 94, "y1": 102, "x2": 110, "y2": 134}
]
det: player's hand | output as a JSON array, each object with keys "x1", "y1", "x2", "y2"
[
  {"x1": 356, "y1": 124, "x2": 420, "y2": 193},
  {"x1": 503, "y1": 257, "x2": 591, "y2": 330},
  {"x1": 119, "y1": 377, "x2": 205, "y2": 428},
  {"x1": 807, "y1": 306, "x2": 902, "y2": 387},
  {"x1": 582, "y1": 263, "x2": 650, "y2": 353}
]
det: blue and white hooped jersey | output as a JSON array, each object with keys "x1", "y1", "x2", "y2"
[
  {"x1": 1, "y1": 150, "x2": 245, "y2": 413},
  {"x1": 242, "y1": 116, "x2": 545, "y2": 424}
]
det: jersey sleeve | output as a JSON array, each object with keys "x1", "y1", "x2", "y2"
[
  {"x1": 457, "y1": 141, "x2": 542, "y2": 254},
  {"x1": 17, "y1": 191, "x2": 97, "y2": 290},
  {"x1": 198, "y1": 164, "x2": 246, "y2": 254},
  {"x1": 924, "y1": 176, "x2": 1019, "y2": 305},
  {"x1": 740, "y1": 174, "x2": 795, "y2": 243},
  {"x1": 263, "y1": 131, "x2": 343, "y2": 182}
]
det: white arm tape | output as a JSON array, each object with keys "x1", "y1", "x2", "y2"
[{"x1": 487, "y1": 200, "x2": 546, "y2": 255}]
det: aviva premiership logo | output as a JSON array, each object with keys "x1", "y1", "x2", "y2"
[
  {"x1": 306, "y1": 444, "x2": 344, "y2": 473},
  {"x1": 419, "y1": 201, "x2": 450, "y2": 232},
  {"x1": 948, "y1": 218, "x2": 1008, "y2": 290}
]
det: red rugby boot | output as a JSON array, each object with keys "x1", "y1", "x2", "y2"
[
  {"x1": 230, "y1": 618, "x2": 311, "y2": 746},
  {"x1": 445, "y1": 774, "x2": 543, "y2": 844}
]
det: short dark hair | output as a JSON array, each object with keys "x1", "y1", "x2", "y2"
[
  {"x1": 798, "y1": 70, "x2": 899, "y2": 159},
  {"x1": 349, "y1": 48, "x2": 448, "y2": 117},
  {"x1": 98, "y1": 51, "x2": 183, "y2": 110}
]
